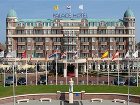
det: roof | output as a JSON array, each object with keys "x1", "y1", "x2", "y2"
[
  {"x1": 124, "y1": 8, "x2": 134, "y2": 17},
  {"x1": 7, "y1": 9, "x2": 17, "y2": 17},
  {"x1": 18, "y1": 19, "x2": 53, "y2": 22}
]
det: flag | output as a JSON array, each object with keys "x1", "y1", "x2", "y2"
[
  {"x1": 132, "y1": 50, "x2": 138, "y2": 58},
  {"x1": 29, "y1": 53, "x2": 34, "y2": 61},
  {"x1": 125, "y1": 51, "x2": 130, "y2": 58},
  {"x1": 61, "y1": 52, "x2": 67, "y2": 59},
  {"x1": 101, "y1": 50, "x2": 109, "y2": 59},
  {"x1": 73, "y1": 51, "x2": 78, "y2": 59},
  {"x1": 112, "y1": 51, "x2": 119, "y2": 60},
  {"x1": 48, "y1": 50, "x2": 58, "y2": 58},
  {"x1": 79, "y1": 4, "x2": 83, "y2": 10},
  {"x1": 6, "y1": 51, "x2": 16, "y2": 58},
  {"x1": 66, "y1": 5, "x2": 71, "y2": 9},
  {"x1": 21, "y1": 51, "x2": 26, "y2": 58},
  {"x1": 0, "y1": 51, "x2": 4, "y2": 57},
  {"x1": 53, "y1": 5, "x2": 59, "y2": 11}
]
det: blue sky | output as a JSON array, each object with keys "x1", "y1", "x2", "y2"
[{"x1": 0, "y1": 0, "x2": 140, "y2": 43}]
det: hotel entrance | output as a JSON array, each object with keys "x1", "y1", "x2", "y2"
[{"x1": 67, "y1": 64, "x2": 75, "y2": 77}]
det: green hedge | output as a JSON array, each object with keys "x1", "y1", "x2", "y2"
[{"x1": 0, "y1": 85, "x2": 140, "y2": 98}]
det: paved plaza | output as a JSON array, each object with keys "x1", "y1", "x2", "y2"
[{"x1": 3, "y1": 100, "x2": 140, "y2": 105}]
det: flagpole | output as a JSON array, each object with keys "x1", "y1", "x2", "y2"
[
  {"x1": 3, "y1": 65, "x2": 5, "y2": 87},
  {"x1": 15, "y1": 57, "x2": 17, "y2": 86},
  {"x1": 127, "y1": 58, "x2": 130, "y2": 105},
  {"x1": 56, "y1": 52, "x2": 58, "y2": 85},
  {"x1": 86, "y1": 58, "x2": 88, "y2": 85},
  {"x1": 46, "y1": 61, "x2": 48, "y2": 85},
  {"x1": 66, "y1": 51, "x2": 68, "y2": 85},
  {"x1": 36, "y1": 60, "x2": 38, "y2": 85},
  {"x1": 117, "y1": 59, "x2": 120, "y2": 86},
  {"x1": 12, "y1": 62, "x2": 16, "y2": 105},
  {"x1": 137, "y1": 58, "x2": 138, "y2": 87},
  {"x1": 26, "y1": 54, "x2": 27, "y2": 85},
  {"x1": 97, "y1": 56, "x2": 99, "y2": 85},
  {"x1": 108, "y1": 57, "x2": 109, "y2": 86}
]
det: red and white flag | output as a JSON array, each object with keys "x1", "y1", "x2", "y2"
[
  {"x1": 21, "y1": 50, "x2": 26, "y2": 59},
  {"x1": 112, "y1": 51, "x2": 119, "y2": 60},
  {"x1": 61, "y1": 52, "x2": 67, "y2": 59}
]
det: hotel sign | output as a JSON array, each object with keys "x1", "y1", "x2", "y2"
[{"x1": 53, "y1": 13, "x2": 88, "y2": 18}]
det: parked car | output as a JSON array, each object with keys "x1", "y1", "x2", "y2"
[
  {"x1": 38, "y1": 75, "x2": 47, "y2": 85},
  {"x1": 113, "y1": 77, "x2": 125, "y2": 85},
  {"x1": 125, "y1": 77, "x2": 137, "y2": 86},
  {"x1": 5, "y1": 76, "x2": 15, "y2": 86},
  {"x1": 17, "y1": 77, "x2": 26, "y2": 85}
]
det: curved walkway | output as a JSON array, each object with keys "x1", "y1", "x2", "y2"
[{"x1": 2, "y1": 100, "x2": 140, "y2": 105}]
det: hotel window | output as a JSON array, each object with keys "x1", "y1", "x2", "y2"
[
  {"x1": 27, "y1": 46, "x2": 31, "y2": 50},
  {"x1": 85, "y1": 38, "x2": 88, "y2": 42},
  {"x1": 53, "y1": 38, "x2": 56, "y2": 42},
  {"x1": 56, "y1": 38, "x2": 60, "y2": 42},
  {"x1": 119, "y1": 30, "x2": 123, "y2": 34},
  {"x1": 45, "y1": 38, "x2": 49, "y2": 42},
  {"x1": 120, "y1": 38, "x2": 123, "y2": 42},
  {"x1": 48, "y1": 30, "x2": 51, "y2": 34},
  {"x1": 115, "y1": 29, "x2": 119, "y2": 34},
  {"x1": 27, "y1": 38, "x2": 32, "y2": 42},
  {"x1": 8, "y1": 46, "x2": 12, "y2": 52},
  {"x1": 92, "y1": 46, "x2": 95, "y2": 50},
  {"x1": 110, "y1": 46, "x2": 113, "y2": 50},
  {"x1": 80, "y1": 38, "x2": 84, "y2": 42},
  {"x1": 92, "y1": 38, "x2": 96, "y2": 42},
  {"x1": 111, "y1": 22, "x2": 115, "y2": 26},
  {"x1": 46, "y1": 46, "x2": 49, "y2": 50},
  {"x1": 120, "y1": 45, "x2": 124, "y2": 50},
  {"x1": 100, "y1": 21, "x2": 105, "y2": 27},
  {"x1": 80, "y1": 30, "x2": 83, "y2": 34},
  {"x1": 112, "y1": 30, "x2": 115, "y2": 34},
  {"x1": 36, "y1": 53, "x2": 43, "y2": 58},
  {"x1": 31, "y1": 23, "x2": 33, "y2": 26}
]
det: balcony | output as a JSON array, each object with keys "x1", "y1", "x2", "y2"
[
  {"x1": 34, "y1": 25, "x2": 43, "y2": 29},
  {"x1": 36, "y1": 50, "x2": 44, "y2": 53},
  {"x1": 99, "y1": 42, "x2": 107, "y2": 45},
  {"x1": 63, "y1": 42, "x2": 76, "y2": 45},
  {"x1": 81, "y1": 50, "x2": 89, "y2": 53},
  {"x1": 17, "y1": 42, "x2": 26, "y2": 45},
  {"x1": 98, "y1": 26, "x2": 107, "y2": 29},
  {"x1": 53, "y1": 42, "x2": 61, "y2": 45},
  {"x1": 80, "y1": 42, "x2": 89, "y2": 45},
  {"x1": 17, "y1": 49, "x2": 25, "y2": 53},
  {"x1": 119, "y1": 42, "x2": 125, "y2": 45},
  {"x1": 35, "y1": 42, "x2": 44, "y2": 45},
  {"x1": 16, "y1": 25, "x2": 25, "y2": 29}
]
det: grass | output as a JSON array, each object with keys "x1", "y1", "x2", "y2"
[{"x1": 0, "y1": 85, "x2": 140, "y2": 98}]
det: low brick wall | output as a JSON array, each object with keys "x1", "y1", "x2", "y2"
[{"x1": 0, "y1": 92, "x2": 140, "y2": 104}]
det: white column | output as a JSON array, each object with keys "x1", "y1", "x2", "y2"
[
  {"x1": 98, "y1": 64, "x2": 100, "y2": 70},
  {"x1": 64, "y1": 63, "x2": 67, "y2": 77},
  {"x1": 84, "y1": 63, "x2": 86, "y2": 72},
  {"x1": 107, "y1": 63, "x2": 109, "y2": 85},
  {"x1": 137, "y1": 60, "x2": 139, "y2": 87},
  {"x1": 117, "y1": 61, "x2": 120, "y2": 86},
  {"x1": 87, "y1": 61, "x2": 88, "y2": 85},
  {"x1": 75, "y1": 64, "x2": 78, "y2": 77},
  {"x1": 26, "y1": 61, "x2": 27, "y2": 85},
  {"x1": 46, "y1": 62, "x2": 48, "y2": 85},
  {"x1": 64, "y1": 69, "x2": 67, "y2": 77},
  {"x1": 36, "y1": 62, "x2": 38, "y2": 85},
  {"x1": 3, "y1": 68, "x2": 5, "y2": 87}
]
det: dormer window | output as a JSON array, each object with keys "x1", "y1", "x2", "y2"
[{"x1": 100, "y1": 21, "x2": 105, "y2": 27}]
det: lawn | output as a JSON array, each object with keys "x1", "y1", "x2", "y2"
[{"x1": 0, "y1": 85, "x2": 140, "y2": 98}]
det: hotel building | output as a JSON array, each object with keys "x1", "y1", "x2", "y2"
[{"x1": 6, "y1": 9, "x2": 135, "y2": 77}]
